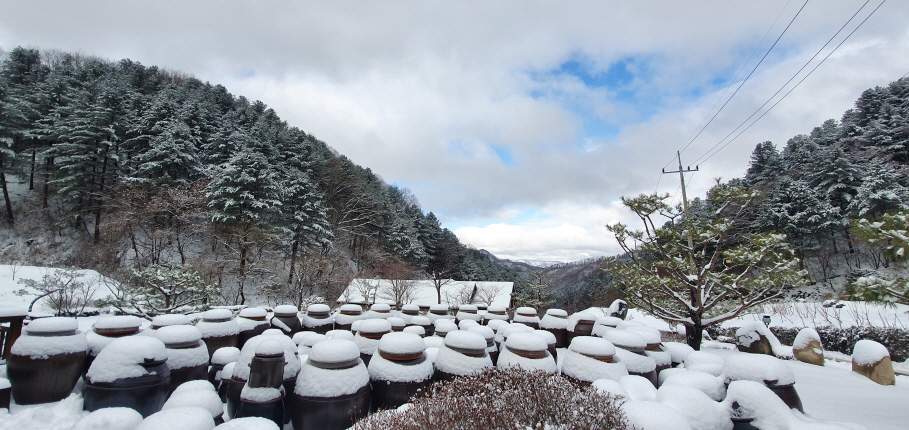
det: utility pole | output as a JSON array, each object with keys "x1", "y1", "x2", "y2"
[{"x1": 662, "y1": 151, "x2": 699, "y2": 267}]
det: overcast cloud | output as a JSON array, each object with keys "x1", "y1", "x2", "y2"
[{"x1": 2, "y1": 0, "x2": 907, "y2": 262}]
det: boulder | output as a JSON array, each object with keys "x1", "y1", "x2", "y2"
[
  {"x1": 736, "y1": 331, "x2": 773, "y2": 356},
  {"x1": 792, "y1": 328, "x2": 824, "y2": 366},
  {"x1": 852, "y1": 339, "x2": 895, "y2": 386}
]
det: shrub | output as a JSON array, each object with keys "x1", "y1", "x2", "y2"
[
  {"x1": 352, "y1": 367, "x2": 630, "y2": 430},
  {"x1": 709, "y1": 325, "x2": 909, "y2": 362}
]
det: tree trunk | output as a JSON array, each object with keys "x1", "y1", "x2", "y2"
[
  {"x1": 42, "y1": 157, "x2": 52, "y2": 208},
  {"x1": 288, "y1": 237, "x2": 299, "y2": 285},
  {"x1": 686, "y1": 322, "x2": 703, "y2": 350},
  {"x1": 0, "y1": 153, "x2": 14, "y2": 225},
  {"x1": 29, "y1": 149, "x2": 35, "y2": 190}
]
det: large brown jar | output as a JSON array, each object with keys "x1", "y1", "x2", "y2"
[
  {"x1": 197, "y1": 309, "x2": 240, "y2": 360},
  {"x1": 292, "y1": 339, "x2": 371, "y2": 430},
  {"x1": 302, "y1": 304, "x2": 334, "y2": 334},
  {"x1": 433, "y1": 331, "x2": 492, "y2": 382},
  {"x1": 539, "y1": 309, "x2": 569, "y2": 348},
  {"x1": 334, "y1": 304, "x2": 363, "y2": 332},
  {"x1": 82, "y1": 336, "x2": 171, "y2": 417},
  {"x1": 237, "y1": 308, "x2": 270, "y2": 349},
  {"x1": 236, "y1": 340, "x2": 286, "y2": 427},
  {"x1": 567, "y1": 312, "x2": 596, "y2": 342},
  {"x1": 7, "y1": 317, "x2": 86, "y2": 405},
  {"x1": 85, "y1": 315, "x2": 144, "y2": 374},
  {"x1": 483, "y1": 305, "x2": 509, "y2": 325},
  {"x1": 155, "y1": 325, "x2": 209, "y2": 393},
  {"x1": 512, "y1": 307, "x2": 540, "y2": 329},
  {"x1": 271, "y1": 305, "x2": 302, "y2": 337},
  {"x1": 367, "y1": 332, "x2": 432, "y2": 411}
]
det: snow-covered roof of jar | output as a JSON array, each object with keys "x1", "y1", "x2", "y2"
[
  {"x1": 337, "y1": 279, "x2": 513, "y2": 307},
  {"x1": 93, "y1": 315, "x2": 143, "y2": 335},
  {"x1": 273, "y1": 305, "x2": 298, "y2": 317},
  {"x1": 239, "y1": 308, "x2": 268, "y2": 319},
  {"x1": 151, "y1": 314, "x2": 190, "y2": 329}
]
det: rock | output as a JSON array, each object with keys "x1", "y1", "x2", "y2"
[
  {"x1": 852, "y1": 340, "x2": 896, "y2": 386},
  {"x1": 736, "y1": 332, "x2": 773, "y2": 356},
  {"x1": 793, "y1": 339, "x2": 824, "y2": 366}
]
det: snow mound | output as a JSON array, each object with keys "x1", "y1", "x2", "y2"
[
  {"x1": 486, "y1": 319, "x2": 508, "y2": 332},
  {"x1": 214, "y1": 417, "x2": 280, "y2": 430},
  {"x1": 622, "y1": 400, "x2": 692, "y2": 430},
  {"x1": 662, "y1": 370, "x2": 726, "y2": 401},
  {"x1": 93, "y1": 315, "x2": 142, "y2": 331},
  {"x1": 307, "y1": 304, "x2": 331, "y2": 313},
  {"x1": 152, "y1": 314, "x2": 191, "y2": 328},
  {"x1": 444, "y1": 330, "x2": 487, "y2": 350},
  {"x1": 377, "y1": 332, "x2": 425, "y2": 355},
  {"x1": 87, "y1": 336, "x2": 168, "y2": 383},
  {"x1": 368, "y1": 349, "x2": 434, "y2": 383},
  {"x1": 273, "y1": 305, "x2": 298, "y2": 315},
  {"x1": 173, "y1": 379, "x2": 217, "y2": 394},
  {"x1": 735, "y1": 321, "x2": 791, "y2": 358},
  {"x1": 212, "y1": 346, "x2": 241, "y2": 365},
  {"x1": 73, "y1": 407, "x2": 144, "y2": 430},
  {"x1": 723, "y1": 353, "x2": 795, "y2": 386},
  {"x1": 164, "y1": 389, "x2": 224, "y2": 419},
  {"x1": 309, "y1": 338, "x2": 360, "y2": 363},
  {"x1": 135, "y1": 407, "x2": 214, "y2": 430},
  {"x1": 256, "y1": 339, "x2": 284, "y2": 356},
  {"x1": 296, "y1": 342, "x2": 369, "y2": 398},
  {"x1": 155, "y1": 325, "x2": 203, "y2": 345},
  {"x1": 614, "y1": 348, "x2": 656, "y2": 373},
  {"x1": 592, "y1": 378, "x2": 629, "y2": 398},
  {"x1": 403, "y1": 325, "x2": 425, "y2": 337},
  {"x1": 25, "y1": 316, "x2": 78, "y2": 334},
  {"x1": 657, "y1": 384, "x2": 732, "y2": 430},
  {"x1": 661, "y1": 342, "x2": 694, "y2": 364},
  {"x1": 239, "y1": 308, "x2": 267, "y2": 319},
  {"x1": 684, "y1": 351, "x2": 725, "y2": 376},
  {"x1": 853, "y1": 339, "x2": 890, "y2": 365},
  {"x1": 619, "y1": 375, "x2": 657, "y2": 401},
  {"x1": 602, "y1": 330, "x2": 646, "y2": 351},
  {"x1": 569, "y1": 336, "x2": 616, "y2": 357}
]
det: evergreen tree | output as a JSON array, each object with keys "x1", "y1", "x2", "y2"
[
  {"x1": 847, "y1": 160, "x2": 909, "y2": 218},
  {"x1": 744, "y1": 141, "x2": 783, "y2": 187}
]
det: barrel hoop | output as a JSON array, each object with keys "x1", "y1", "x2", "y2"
[{"x1": 506, "y1": 346, "x2": 547, "y2": 359}]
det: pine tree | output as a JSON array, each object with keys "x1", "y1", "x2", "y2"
[
  {"x1": 744, "y1": 141, "x2": 783, "y2": 187},
  {"x1": 279, "y1": 159, "x2": 332, "y2": 286},
  {"x1": 847, "y1": 160, "x2": 909, "y2": 218}
]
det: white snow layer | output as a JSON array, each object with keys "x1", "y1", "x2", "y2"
[
  {"x1": 211, "y1": 346, "x2": 241, "y2": 365},
  {"x1": 213, "y1": 417, "x2": 279, "y2": 430},
  {"x1": 164, "y1": 389, "x2": 224, "y2": 418},
  {"x1": 619, "y1": 375, "x2": 658, "y2": 401},
  {"x1": 434, "y1": 344, "x2": 492, "y2": 377},
  {"x1": 240, "y1": 386, "x2": 283, "y2": 403},
  {"x1": 793, "y1": 327, "x2": 822, "y2": 350},
  {"x1": 561, "y1": 348, "x2": 629, "y2": 382},
  {"x1": 86, "y1": 336, "x2": 169, "y2": 383},
  {"x1": 622, "y1": 400, "x2": 693, "y2": 430},
  {"x1": 377, "y1": 332, "x2": 425, "y2": 355},
  {"x1": 614, "y1": 348, "x2": 656, "y2": 373},
  {"x1": 295, "y1": 359, "x2": 369, "y2": 398},
  {"x1": 684, "y1": 350, "x2": 725, "y2": 376},
  {"x1": 657, "y1": 384, "x2": 732, "y2": 430},
  {"x1": 232, "y1": 333, "x2": 300, "y2": 380},
  {"x1": 592, "y1": 378, "x2": 629, "y2": 398},
  {"x1": 852, "y1": 339, "x2": 890, "y2": 365},
  {"x1": 496, "y1": 348, "x2": 557, "y2": 373},
  {"x1": 11, "y1": 328, "x2": 87, "y2": 359},
  {"x1": 135, "y1": 407, "x2": 215, "y2": 430},
  {"x1": 155, "y1": 324, "x2": 203, "y2": 345},
  {"x1": 72, "y1": 407, "x2": 144, "y2": 430},
  {"x1": 662, "y1": 370, "x2": 727, "y2": 401},
  {"x1": 722, "y1": 353, "x2": 795, "y2": 385},
  {"x1": 368, "y1": 351, "x2": 434, "y2": 383},
  {"x1": 173, "y1": 379, "x2": 217, "y2": 394}
]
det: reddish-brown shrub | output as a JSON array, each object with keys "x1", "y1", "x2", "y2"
[{"x1": 353, "y1": 367, "x2": 630, "y2": 430}]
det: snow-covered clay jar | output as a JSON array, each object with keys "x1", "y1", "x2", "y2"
[
  {"x1": 402, "y1": 325, "x2": 425, "y2": 338},
  {"x1": 226, "y1": 332, "x2": 301, "y2": 419},
  {"x1": 271, "y1": 305, "x2": 302, "y2": 337},
  {"x1": 208, "y1": 346, "x2": 241, "y2": 390},
  {"x1": 72, "y1": 407, "x2": 145, "y2": 430},
  {"x1": 236, "y1": 340, "x2": 287, "y2": 427},
  {"x1": 151, "y1": 314, "x2": 191, "y2": 330},
  {"x1": 333, "y1": 304, "x2": 363, "y2": 331},
  {"x1": 455, "y1": 304, "x2": 483, "y2": 323},
  {"x1": 567, "y1": 312, "x2": 596, "y2": 341},
  {"x1": 155, "y1": 325, "x2": 210, "y2": 393},
  {"x1": 354, "y1": 318, "x2": 392, "y2": 366},
  {"x1": 539, "y1": 308, "x2": 569, "y2": 348},
  {"x1": 468, "y1": 325, "x2": 499, "y2": 366},
  {"x1": 302, "y1": 304, "x2": 334, "y2": 334},
  {"x1": 7, "y1": 317, "x2": 87, "y2": 405},
  {"x1": 86, "y1": 315, "x2": 144, "y2": 374},
  {"x1": 197, "y1": 309, "x2": 240, "y2": 360},
  {"x1": 497, "y1": 332, "x2": 557, "y2": 374},
  {"x1": 561, "y1": 336, "x2": 628, "y2": 383},
  {"x1": 237, "y1": 308, "x2": 271, "y2": 349},
  {"x1": 433, "y1": 330, "x2": 493, "y2": 382},
  {"x1": 297, "y1": 332, "x2": 327, "y2": 357},
  {"x1": 512, "y1": 307, "x2": 540, "y2": 329},
  {"x1": 604, "y1": 330, "x2": 658, "y2": 387},
  {"x1": 366, "y1": 303, "x2": 392, "y2": 319},
  {"x1": 135, "y1": 407, "x2": 216, "y2": 430},
  {"x1": 723, "y1": 353, "x2": 803, "y2": 412},
  {"x1": 410, "y1": 315, "x2": 433, "y2": 336},
  {"x1": 625, "y1": 327, "x2": 671, "y2": 376},
  {"x1": 427, "y1": 304, "x2": 453, "y2": 323},
  {"x1": 292, "y1": 339, "x2": 371, "y2": 430},
  {"x1": 534, "y1": 329, "x2": 559, "y2": 362},
  {"x1": 483, "y1": 304, "x2": 510, "y2": 325},
  {"x1": 387, "y1": 317, "x2": 406, "y2": 332},
  {"x1": 82, "y1": 335, "x2": 171, "y2": 417},
  {"x1": 433, "y1": 319, "x2": 458, "y2": 338},
  {"x1": 367, "y1": 332, "x2": 433, "y2": 411},
  {"x1": 398, "y1": 304, "x2": 421, "y2": 324}
]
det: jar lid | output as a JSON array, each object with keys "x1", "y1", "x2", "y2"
[
  {"x1": 370, "y1": 303, "x2": 391, "y2": 312},
  {"x1": 602, "y1": 330, "x2": 647, "y2": 352},
  {"x1": 340, "y1": 304, "x2": 362, "y2": 315},
  {"x1": 94, "y1": 315, "x2": 143, "y2": 335},
  {"x1": 308, "y1": 339, "x2": 360, "y2": 367},
  {"x1": 239, "y1": 308, "x2": 268, "y2": 319},
  {"x1": 377, "y1": 332, "x2": 425, "y2": 360},
  {"x1": 516, "y1": 307, "x2": 537, "y2": 317},
  {"x1": 569, "y1": 336, "x2": 616, "y2": 359},
  {"x1": 255, "y1": 339, "x2": 285, "y2": 358},
  {"x1": 151, "y1": 314, "x2": 190, "y2": 328},
  {"x1": 545, "y1": 309, "x2": 568, "y2": 317},
  {"x1": 402, "y1": 325, "x2": 425, "y2": 337},
  {"x1": 273, "y1": 305, "x2": 298, "y2": 317},
  {"x1": 358, "y1": 319, "x2": 392, "y2": 337},
  {"x1": 202, "y1": 309, "x2": 233, "y2": 322},
  {"x1": 505, "y1": 333, "x2": 548, "y2": 358},
  {"x1": 25, "y1": 316, "x2": 78, "y2": 336},
  {"x1": 155, "y1": 325, "x2": 203, "y2": 347},
  {"x1": 308, "y1": 304, "x2": 331, "y2": 313}
]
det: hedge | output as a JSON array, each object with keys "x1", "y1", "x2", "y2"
[{"x1": 707, "y1": 325, "x2": 909, "y2": 362}]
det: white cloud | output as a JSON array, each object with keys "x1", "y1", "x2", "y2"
[{"x1": 2, "y1": 0, "x2": 908, "y2": 262}]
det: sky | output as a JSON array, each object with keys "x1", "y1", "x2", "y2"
[{"x1": 1, "y1": 1, "x2": 908, "y2": 263}]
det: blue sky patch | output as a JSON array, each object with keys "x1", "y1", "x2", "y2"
[{"x1": 491, "y1": 145, "x2": 516, "y2": 167}]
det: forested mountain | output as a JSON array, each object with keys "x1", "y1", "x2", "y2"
[
  {"x1": 524, "y1": 76, "x2": 909, "y2": 311},
  {"x1": 0, "y1": 47, "x2": 517, "y2": 307}
]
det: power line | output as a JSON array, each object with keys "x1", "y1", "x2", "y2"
[
  {"x1": 661, "y1": 0, "x2": 809, "y2": 171},
  {"x1": 691, "y1": 0, "x2": 874, "y2": 166},
  {"x1": 695, "y1": 0, "x2": 887, "y2": 165}
]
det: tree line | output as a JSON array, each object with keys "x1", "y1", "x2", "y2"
[{"x1": 0, "y1": 47, "x2": 517, "y2": 311}]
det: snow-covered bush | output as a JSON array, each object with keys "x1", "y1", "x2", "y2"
[
  {"x1": 97, "y1": 263, "x2": 220, "y2": 317},
  {"x1": 351, "y1": 367, "x2": 630, "y2": 430},
  {"x1": 14, "y1": 267, "x2": 101, "y2": 315}
]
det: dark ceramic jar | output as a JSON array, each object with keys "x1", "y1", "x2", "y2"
[{"x1": 8, "y1": 317, "x2": 86, "y2": 405}]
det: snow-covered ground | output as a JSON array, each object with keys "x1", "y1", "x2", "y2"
[{"x1": 0, "y1": 264, "x2": 115, "y2": 315}]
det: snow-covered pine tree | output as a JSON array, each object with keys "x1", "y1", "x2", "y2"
[
  {"x1": 744, "y1": 141, "x2": 783, "y2": 187},
  {"x1": 278, "y1": 157, "x2": 332, "y2": 286},
  {"x1": 847, "y1": 159, "x2": 909, "y2": 218}
]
